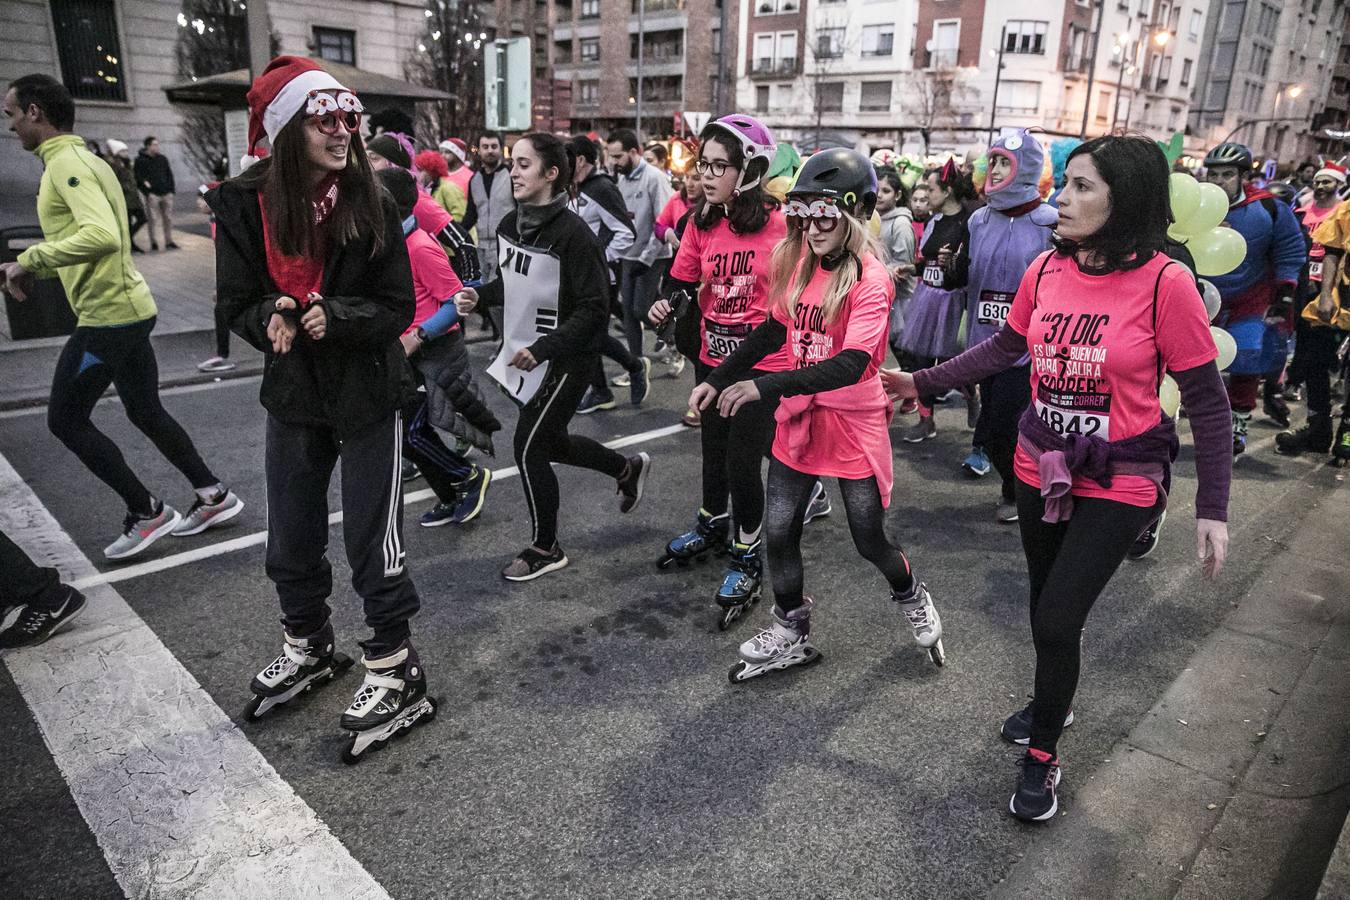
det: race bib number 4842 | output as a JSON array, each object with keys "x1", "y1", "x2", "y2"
[{"x1": 1033, "y1": 384, "x2": 1111, "y2": 439}]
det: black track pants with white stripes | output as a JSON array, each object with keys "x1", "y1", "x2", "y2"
[
  {"x1": 264, "y1": 413, "x2": 420, "y2": 655},
  {"x1": 514, "y1": 355, "x2": 628, "y2": 549}
]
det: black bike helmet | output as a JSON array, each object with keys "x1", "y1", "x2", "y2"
[
  {"x1": 1266, "y1": 181, "x2": 1299, "y2": 206},
  {"x1": 1203, "y1": 142, "x2": 1254, "y2": 171},
  {"x1": 788, "y1": 148, "x2": 878, "y2": 218}
]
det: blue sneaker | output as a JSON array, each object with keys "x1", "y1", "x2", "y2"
[
  {"x1": 962, "y1": 446, "x2": 991, "y2": 477},
  {"x1": 630, "y1": 357, "x2": 652, "y2": 406},
  {"x1": 450, "y1": 467, "x2": 492, "y2": 524},
  {"x1": 577, "y1": 387, "x2": 617, "y2": 414}
]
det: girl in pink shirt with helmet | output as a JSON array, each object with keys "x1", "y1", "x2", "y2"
[{"x1": 649, "y1": 115, "x2": 830, "y2": 630}]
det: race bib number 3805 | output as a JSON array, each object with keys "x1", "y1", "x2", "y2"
[
  {"x1": 704, "y1": 320, "x2": 750, "y2": 360},
  {"x1": 1033, "y1": 384, "x2": 1111, "y2": 439}
]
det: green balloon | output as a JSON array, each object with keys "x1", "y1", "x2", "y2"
[
  {"x1": 1191, "y1": 227, "x2": 1247, "y2": 277},
  {"x1": 1169, "y1": 173, "x2": 1200, "y2": 226}
]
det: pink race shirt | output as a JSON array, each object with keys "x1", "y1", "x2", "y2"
[
  {"x1": 669, "y1": 209, "x2": 791, "y2": 370},
  {"x1": 771, "y1": 253, "x2": 896, "y2": 500},
  {"x1": 1007, "y1": 251, "x2": 1217, "y2": 507},
  {"x1": 404, "y1": 229, "x2": 464, "y2": 335}
]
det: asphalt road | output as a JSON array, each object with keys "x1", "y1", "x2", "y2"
[{"x1": 0, "y1": 337, "x2": 1342, "y2": 899}]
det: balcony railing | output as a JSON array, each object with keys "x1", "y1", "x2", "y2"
[{"x1": 750, "y1": 56, "x2": 797, "y2": 77}]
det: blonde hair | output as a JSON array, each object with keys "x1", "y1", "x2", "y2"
[{"x1": 770, "y1": 212, "x2": 883, "y2": 326}]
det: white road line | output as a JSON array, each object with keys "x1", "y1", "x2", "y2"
[
  {"x1": 0, "y1": 375, "x2": 263, "y2": 419},
  {"x1": 70, "y1": 421, "x2": 690, "y2": 591},
  {"x1": 0, "y1": 453, "x2": 391, "y2": 900}
]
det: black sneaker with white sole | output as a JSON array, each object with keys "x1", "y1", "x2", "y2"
[
  {"x1": 617, "y1": 452, "x2": 651, "y2": 513},
  {"x1": 1001, "y1": 699, "x2": 1074, "y2": 745},
  {"x1": 1010, "y1": 749, "x2": 1062, "y2": 822},
  {"x1": 0, "y1": 587, "x2": 87, "y2": 649},
  {"x1": 501, "y1": 544, "x2": 570, "y2": 582},
  {"x1": 1127, "y1": 510, "x2": 1166, "y2": 561}
]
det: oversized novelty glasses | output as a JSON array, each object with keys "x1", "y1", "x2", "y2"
[
  {"x1": 306, "y1": 89, "x2": 363, "y2": 136},
  {"x1": 695, "y1": 158, "x2": 738, "y2": 177},
  {"x1": 784, "y1": 197, "x2": 843, "y2": 233}
]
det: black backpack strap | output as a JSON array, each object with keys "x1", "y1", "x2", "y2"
[
  {"x1": 1152, "y1": 260, "x2": 1175, "y2": 387},
  {"x1": 1261, "y1": 197, "x2": 1278, "y2": 226},
  {"x1": 1031, "y1": 250, "x2": 1055, "y2": 308}
]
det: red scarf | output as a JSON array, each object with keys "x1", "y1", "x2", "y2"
[{"x1": 260, "y1": 175, "x2": 338, "y2": 303}]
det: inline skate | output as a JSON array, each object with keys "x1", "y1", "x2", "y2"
[
  {"x1": 715, "y1": 538, "x2": 762, "y2": 631},
  {"x1": 729, "y1": 598, "x2": 822, "y2": 683},
  {"x1": 340, "y1": 641, "x2": 437, "y2": 764},
  {"x1": 893, "y1": 582, "x2": 946, "y2": 666},
  {"x1": 244, "y1": 622, "x2": 353, "y2": 720},
  {"x1": 656, "y1": 509, "x2": 729, "y2": 569}
]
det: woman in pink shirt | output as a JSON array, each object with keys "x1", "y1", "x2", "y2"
[
  {"x1": 885, "y1": 136, "x2": 1232, "y2": 823},
  {"x1": 692, "y1": 149, "x2": 946, "y2": 681},
  {"x1": 648, "y1": 115, "x2": 829, "y2": 629}
]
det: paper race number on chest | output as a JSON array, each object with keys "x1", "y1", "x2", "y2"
[
  {"x1": 488, "y1": 235, "x2": 559, "y2": 404},
  {"x1": 1033, "y1": 382, "x2": 1111, "y2": 439},
  {"x1": 976, "y1": 290, "x2": 1012, "y2": 326}
]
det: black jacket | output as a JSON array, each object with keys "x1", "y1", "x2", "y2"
[
  {"x1": 134, "y1": 151, "x2": 175, "y2": 195},
  {"x1": 477, "y1": 202, "x2": 609, "y2": 362},
  {"x1": 207, "y1": 179, "x2": 415, "y2": 437}
]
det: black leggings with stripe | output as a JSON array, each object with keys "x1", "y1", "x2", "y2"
[{"x1": 514, "y1": 355, "x2": 627, "y2": 549}]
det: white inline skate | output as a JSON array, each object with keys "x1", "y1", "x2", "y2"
[
  {"x1": 340, "y1": 641, "x2": 437, "y2": 764},
  {"x1": 244, "y1": 622, "x2": 353, "y2": 719},
  {"x1": 893, "y1": 582, "x2": 946, "y2": 666},
  {"x1": 728, "y1": 598, "x2": 822, "y2": 683}
]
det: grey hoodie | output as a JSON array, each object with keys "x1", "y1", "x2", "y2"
[
  {"x1": 617, "y1": 159, "x2": 673, "y2": 267},
  {"x1": 879, "y1": 205, "x2": 917, "y2": 301}
]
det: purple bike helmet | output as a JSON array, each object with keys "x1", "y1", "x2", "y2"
[{"x1": 702, "y1": 114, "x2": 777, "y2": 196}]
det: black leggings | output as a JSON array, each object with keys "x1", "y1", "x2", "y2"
[
  {"x1": 764, "y1": 457, "x2": 914, "y2": 612},
  {"x1": 972, "y1": 364, "x2": 1032, "y2": 502},
  {"x1": 212, "y1": 294, "x2": 231, "y2": 359},
  {"x1": 48, "y1": 317, "x2": 217, "y2": 515},
  {"x1": 697, "y1": 360, "x2": 777, "y2": 537},
  {"x1": 1287, "y1": 320, "x2": 1341, "y2": 418},
  {"x1": 1015, "y1": 478, "x2": 1159, "y2": 756},
  {"x1": 590, "y1": 332, "x2": 642, "y2": 391},
  {"x1": 514, "y1": 356, "x2": 627, "y2": 549}
]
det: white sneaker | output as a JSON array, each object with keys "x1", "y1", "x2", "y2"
[
  {"x1": 197, "y1": 356, "x2": 236, "y2": 373},
  {"x1": 611, "y1": 372, "x2": 632, "y2": 387},
  {"x1": 172, "y1": 490, "x2": 245, "y2": 536}
]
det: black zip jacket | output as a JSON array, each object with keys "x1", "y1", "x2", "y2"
[
  {"x1": 207, "y1": 179, "x2": 414, "y2": 437},
  {"x1": 476, "y1": 202, "x2": 609, "y2": 362},
  {"x1": 133, "y1": 151, "x2": 175, "y2": 195}
]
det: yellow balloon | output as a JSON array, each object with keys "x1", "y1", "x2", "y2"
[
  {"x1": 1210, "y1": 326, "x2": 1237, "y2": 371},
  {"x1": 1158, "y1": 374, "x2": 1181, "y2": 418},
  {"x1": 1184, "y1": 182, "x2": 1230, "y2": 235},
  {"x1": 1169, "y1": 173, "x2": 1200, "y2": 226},
  {"x1": 1191, "y1": 227, "x2": 1247, "y2": 276}
]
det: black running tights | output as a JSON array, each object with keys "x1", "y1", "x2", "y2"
[
  {"x1": 697, "y1": 360, "x2": 776, "y2": 537},
  {"x1": 48, "y1": 317, "x2": 217, "y2": 515},
  {"x1": 514, "y1": 356, "x2": 627, "y2": 549},
  {"x1": 1015, "y1": 478, "x2": 1159, "y2": 756},
  {"x1": 764, "y1": 457, "x2": 914, "y2": 613}
]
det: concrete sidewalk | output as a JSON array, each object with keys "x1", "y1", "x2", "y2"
[{"x1": 993, "y1": 477, "x2": 1350, "y2": 900}]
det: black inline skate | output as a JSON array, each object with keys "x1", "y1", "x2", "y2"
[
  {"x1": 340, "y1": 641, "x2": 437, "y2": 764},
  {"x1": 244, "y1": 622, "x2": 353, "y2": 720},
  {"x1": 656, "y1": 509, "x2": 729, "y2": 569}
]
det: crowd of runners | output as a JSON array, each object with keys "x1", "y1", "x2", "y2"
[{"x1": 3, "y1": 56, "x2": 1348, "y2": 818}]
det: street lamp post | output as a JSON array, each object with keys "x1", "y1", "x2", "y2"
[
  {"x1": 1079, "y1": 0, "x2": 1104, "y2": 139},
  {"x1": 988, "y1": 24, "x2": 1007, "y2": 145},
  {"x1": 635, "y1": 0, "x2": 645, "y2": 135},
  {"x1": 1109, "y1": 30, "x2": 1130, "y2": 133}
]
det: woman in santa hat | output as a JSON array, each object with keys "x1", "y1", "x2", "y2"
[{"x1": 206, "y1": 56, "x2": 436, "y2": 763}]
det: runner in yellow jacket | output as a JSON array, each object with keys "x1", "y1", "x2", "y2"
[{"x1": 2, "y1": 74, "x2": 242, "y2": 561}]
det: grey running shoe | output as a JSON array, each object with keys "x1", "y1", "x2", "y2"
[
  {"x1": 901, "y1": 415, "x2": 937, "y2": 443},
  {"x1": 996, "y1": 501, "x2": 1020, "y2": 523},
  {"x1": 172, "y1": 490, "x2": 244, "y2": 537},
  {"x1": 197, "y1": 356, "x2": 236, "y2": 373},
  {"x1": 104, "y1": 502, "x2": 182, "y2": 561},
  {"x1": 803, "y1": 481, "x2": 831, "y2": 524}
]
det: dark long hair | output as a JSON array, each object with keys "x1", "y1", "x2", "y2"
[
  {"x1": 876, "y1": 167, "x2": 910, "y2": 208},
  {"x1": 692, "y1": 125, "x2": 777, "y2": 235},
  {"x1": 1052, "y1": 135, "x2": 1169, "y2": 272},
  {"x1": 924, "y1": 161, "x2": 976, "y2": 205},
  {"x1": 234, "y1": 108, "x2": 384, "y2": 258},
  {"x1": 519, "y1": 132, "x2": 576, "y2": 200}
]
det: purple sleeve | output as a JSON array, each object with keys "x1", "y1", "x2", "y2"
[
  {"x1": 1172, "y1": 362, "x2": 1232, "y2": 522},
  {"x1": 912, "y1": 325, "x2": 1028, "y2": 397}
]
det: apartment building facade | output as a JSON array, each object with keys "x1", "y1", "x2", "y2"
[
  {"x1": 550, "y1": 0, "x2": 734, "y2": 137},
  {"x1": 1190, "y1": 0, "x2": 1347, "y2": 165},
  {"x1": 1, "y1": 0, "x2": 431, "y2": 214}
]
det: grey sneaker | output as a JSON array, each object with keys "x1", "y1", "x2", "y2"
[
  {"x1": 104, "y1": 502, "x2": 182, "y2": 561},
  {"x1": 172, "y1": 490, "x2": 244, "y2": 537},
  {"x1": 197, "y1": 356, "x2": 236, "y2": 373},
  {"x1": 996, "y1": 501, "x2": 1019, "y2": 523},
  {"x1": 803, "y1": 481, "x2": 831, "y2": 524},
  {"x1": 901, "y1": 415, "x2": 937, "y2": 443}
]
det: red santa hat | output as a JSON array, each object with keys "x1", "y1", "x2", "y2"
[
  {"x1": 438, "y1": 138, "x2": 469, "y2": 164},
  {"x1": 1316, "y1": 161, "x2": 1348, "y2": 184},
  {"x1": 241, "y1": 56, "x2": 359, "y2": 169}
]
